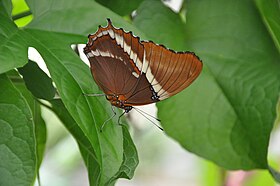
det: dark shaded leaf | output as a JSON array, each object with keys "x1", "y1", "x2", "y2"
[
  {"x1": 1, "y1": 0, "x2": 12, "y2": 17},
  {"x1": 18, "y1": 60, "x2": 56, "y2": 100}
]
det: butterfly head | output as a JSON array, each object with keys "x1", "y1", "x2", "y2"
[{"x1": 106, "y1": 94, "x2": 132, "y2": 112}]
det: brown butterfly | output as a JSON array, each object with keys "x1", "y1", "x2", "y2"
[{"x1": 83, "y1": 19, "x2": 202, "y2": 128}]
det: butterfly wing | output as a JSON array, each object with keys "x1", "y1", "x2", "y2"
[{"x1": 84, "y1": 19, "x2": 202, "y2": 106}]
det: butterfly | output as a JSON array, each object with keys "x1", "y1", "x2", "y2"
[{"x1": 84, "y1": 19, "x2": 202, "y2": 117}]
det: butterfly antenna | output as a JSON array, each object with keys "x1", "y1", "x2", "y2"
[
  {"x1": 133, "y1": 107, "x2": 161, "y2": 122},
  {"x1": 100, "y1": 106, "x2": 116, "y2": 132},
  {"x1": 132, "y1": 107, "x2": 164, "y2": 131}
]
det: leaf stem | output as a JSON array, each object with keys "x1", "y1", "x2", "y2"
[{"x1": 12, "y1": 10, "x2": 32, "y2": 21}]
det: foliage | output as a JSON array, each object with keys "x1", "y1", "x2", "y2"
[{"x1": 0, "y1": 0, "x2": 279, "y2": 185}]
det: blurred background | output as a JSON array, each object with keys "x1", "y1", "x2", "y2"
[{"x1": 12, "y1": 0, "x2": 280, "y2": 185}]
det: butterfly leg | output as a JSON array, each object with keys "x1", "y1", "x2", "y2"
[
  {"x1": 117, "y1": 111, "x2": 126, "y2": 126},
  {"x1": 83, "y1": 93, "x2": 105, "y2": 97},
  {"x1": 100, "y1": 106, "x2": 116, "y2": 132}
]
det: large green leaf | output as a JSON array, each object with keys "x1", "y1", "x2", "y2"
[
  {"x1": 0, "y1": 74, "x2": 36, "y2": 186},
  {"x1": 255, "y1": 0, "x2": 280, "y2": 53},
  {"x1": 7, "y1": 69, "x2": 47, "y2": 178},
  {"x1": 134, "y1": 0, "x2": 280, "y2": 170},
  {"x1": 13, "y1": 77, "x2": 47, "y2": 170},
  {"x1": 25, "y1": 0, "x2": 145, "y2": 37},
  {"x1": 0, "y1": 0, "x2": 141, "y2": 185}
]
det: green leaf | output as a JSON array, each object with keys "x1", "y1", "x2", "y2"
[
  {"x1": 0, "y1": 74, "x2": 36, "y2": 186},
  {"x1": 79, "y1": 144, "x2": 101, "y2": 186},
  {"x1": 33, "y1": 102, "x2": 46, "y2": 170},
  {"x1": 133, "y1": 0, "x2": 185, "y2": 50},
  {"x1": 107, "y1": 126, "x2": 139, "y2": 184},
  {"x1": 96, "y1": 0, "x2": 143, "y2": 16},
  {"x1": 118, "y1": 126, "x2": 139, "y2": 179},
  {"x1": 25, "y1": 0, "x2": 146, "y2": 38},
  {"x1": 18, "y1": 60, "x2": 56, "y2": 100},
  {"x1": 134, "y1": 0, "x2": 280, "y2": 170},
  {"x1": 7, "y1": 69, "x2": 47, "y2": 176},
  {"x1": 48, "y1": 99, "x2": 138, "y2": 186},
  {"x1": 14, "y1": 79, "x2": 47, "y2": 169},
  {"x1": 0, "y1": 14, "x2": 29, "y2": 74},
  {"x1": 1, "y1": 0, "x2": 12, "y2": 17},
  {"x1": 255, "y1": 0, "x2": 280, "y2": 53}
]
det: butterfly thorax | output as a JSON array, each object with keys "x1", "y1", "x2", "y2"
[{"x1": 106, "y1": 94, "x2": 132, "y2": 113}]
